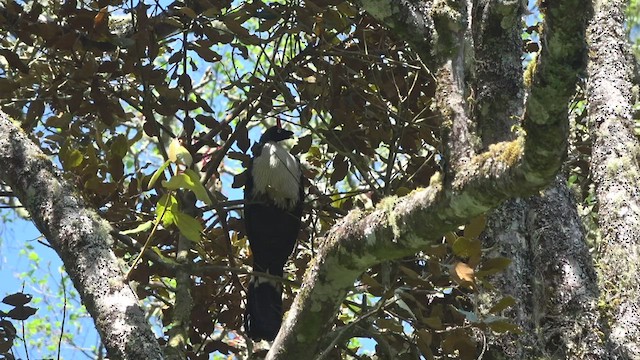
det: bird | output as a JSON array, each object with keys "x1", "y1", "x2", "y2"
[{"x1": 244, "y1": 121, "x2": 304, "y2": 341}]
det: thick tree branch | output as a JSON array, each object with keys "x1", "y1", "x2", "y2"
[
  {"x1": 267, "y1": 0, "x2": 587, "y2": 358},
  {"x1": 471, "y1": 0, "x2": 525, "y2": 146},
  {"x1": 353, "y1": 0, "x2": 437, "y2": 65},
  {"x1": 0, "y1": 114, "x2": 163, "y2": 360}
]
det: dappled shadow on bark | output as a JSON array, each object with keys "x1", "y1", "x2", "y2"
[{"x1": 482, "y1": 177, "x2": 607, "y2": 359}]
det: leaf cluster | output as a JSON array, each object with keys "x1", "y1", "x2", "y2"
[{"x1": 0, "y1": 292, "x2": 37, "y2": 360}]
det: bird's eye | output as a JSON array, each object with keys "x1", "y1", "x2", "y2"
[{"x1": 277, "y1": 129, "x2": 281, "y2": 133}]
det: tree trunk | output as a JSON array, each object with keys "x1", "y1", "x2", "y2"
[{"x1": 588, "y1": 0, "x2": 640, "y2": 358}]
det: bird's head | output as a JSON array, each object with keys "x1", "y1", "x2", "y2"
[{"x1": 259, "y1": 126, "x2": 294, "y2": 144}]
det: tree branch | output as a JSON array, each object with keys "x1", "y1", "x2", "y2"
[{"x1": 0, "y1": 114, "x2": 163, "y2": 360}]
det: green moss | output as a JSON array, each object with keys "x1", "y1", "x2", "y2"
[
  {"x1": 497, "y1": 137, "x2": 524, "y2": 165},
  {"x1": 378, "y1": 195, "x2": 401, "y2": 239}
]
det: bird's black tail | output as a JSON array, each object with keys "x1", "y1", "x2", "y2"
[{"x1": 245, "y1": 278, "x2": 283, "y2": 341}]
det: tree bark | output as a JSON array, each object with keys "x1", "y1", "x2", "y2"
[
  {"x1": 588, "y1": 0, "x2": 640, "y2": 358},
  {"x1": 466, "y1": 0, "x2": 609, "y2": 358},
  {"x1": 0, "y1": 114, "x2": 163, "y2": 360}
]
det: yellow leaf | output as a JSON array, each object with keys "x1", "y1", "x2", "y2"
[
  {"x1": 452, "y1": 261, "x2": 475, "y2": 287},
  {"x1": 168, "y1": 138, "x2": 193, "y2": 166}
]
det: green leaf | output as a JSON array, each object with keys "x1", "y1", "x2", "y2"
[
  {"x1": 151, "y1": 248, "x2": 179, "y2": 266},
  {"x1": 2, "y1": 293, "x2": 32, "y2": 306},
  {"x1": 162, "y1": 170, "x2": 212, "y2": 205},
  {"x1": 489, "y1": 296, "x2": 516, "y2": 314},
  {"x1": 121, "y1": 221, "x2": 154, "y2": 235},
  {"x1": 110, "y1": 134, "x2": 129, "y2": 159},
  {"x1": 156, "y1": 194, "x2": 177, "y2": 226},
  {"x1": 485, "y1": 317, "x2": 521, "y2": 333},
  {"x1": 453, "y1": 307, "x2": 479, "y2": 323},
  {"x1": 452, "y1": 236, "x2": 482, "y2": 258},
  {"x1": 184, "y1": 169, "x2": 212, "y2": 205},
  {"x1": 423, "y1": 316, "x2": 443, "y2": 329},
  {"x1": 148, "y1": 160, "x2": 171, "y2": 189},
  {"x1": 174, "y1": 209, "x2": 203, "y2": 242},
  {"x1": 476, "y1": 257, "x2": 512, "y2": 278},
  {"x1": 7, "y1": 305, "x2": 37, "y2": 320},
  {"x1": 376, "y1": 318, "x2": 403, "y2": 333},
  {"x1": 162, "y1": 173, "x2": 193, "y2": 190},
  {"x1": 464, "y1": 215, "x2": 486, "y2": 239},
  {"x1": 59, "y1": 140, "x2": 83, "y2": 169}
]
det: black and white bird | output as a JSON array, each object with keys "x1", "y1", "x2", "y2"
[{"x1": 244, "y1": 121, "x2": 304, "y2": 341}]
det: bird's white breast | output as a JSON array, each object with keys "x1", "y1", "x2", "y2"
[{"x1": 251, "y1": 142, "x2": 301, "y2": 209}]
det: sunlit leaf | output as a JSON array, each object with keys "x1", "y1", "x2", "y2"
[
  {"x1": 121, "y1": 221, "x2": 154, "y2": 235},
  {"x1": 168, "y1": 139, "x2": 193, "y2": 166},
  {"x1": 174, "y1": 209, "x2": 203, "y2": 242},
  {"x1": 451, "y1": 261, "x2": 475, "y2": 287},
  {"x1": 156, "y1": 194, "x2": 177, "y2": 226},
  {"x1": 149, "y1": 160, "x2": 171, "y2": 189},
  {"x1": 162, "y1": 171, "x2": 212, "y2": 205}
]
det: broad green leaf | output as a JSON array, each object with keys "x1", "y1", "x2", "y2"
[
  {"x1": 2, "y1": 293, "x2": 32, "y2": 306},
  {"x1": 452, "y1": 236, "x2": 482, "y2": 258},
  {"x1": 453, "y1": 307, "x2": 479, "y2": 323},
  {"x1": 60, "y1": 140, "x2": 83, "y2": 169},
  {"x1": 156, "y1": 194, "x2": 177, "y2": 226},
  {"x1": 174, "y1": 209, "x2": 203, "y2": 242},
  {"x1": 121, "y1": 221, "x2": 154, "y2": 235},
  {"x1": 486, "y1": 318, "x2": 521, "y2": 333},
  {"x1": 110, "y1": 134, "x2": 129, "y2": 159},
  {"x1": 151, "y1": 248, "x2": 179, "y2": 266},
  {"x1": 162, "y1": 171, "x2": 212, "y2": 205},
  {"x1": 184, "y1": 169, "x2": 212, "y2": 205},
  {"x1": 476, "y1": 257, "x2": 512, "y2": 278},
  {"x1": 376, "y1": 318, "x2": 403, "y2": 332},
  {"x1": 489, "y1": 296, "x2": 516, "y2": 314},
  {"x1": 464, "y1": 214, "x2": 486, "y2": 239},
  {"x1": 149, "y1": 160, "x2": 171, "y2": 189},
  {"x1": 423, "y1": 316, "x2": 443, "y2": 329}
]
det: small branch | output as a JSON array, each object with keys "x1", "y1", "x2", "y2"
[{"x1": 57, "y1": 275, "x2": 67, "y2": 360}]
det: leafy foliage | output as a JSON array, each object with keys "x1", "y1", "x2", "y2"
[
  {"x1": 0, "y1": 0, "x2": 517, "y2": 358},
  {"x1": 0, "y1": 291, "x2": 37, "y2": 360}
]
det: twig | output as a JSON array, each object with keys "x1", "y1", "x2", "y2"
[
  {"x1": 20, "y1": 282, "x2": 30, "y2": 360},
  {"x1": 57, "y1": 275, "x2": 67, "y2": 360},
  {"x1": 125, "y1": 191, "x2": 172, "y2": 280}
]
